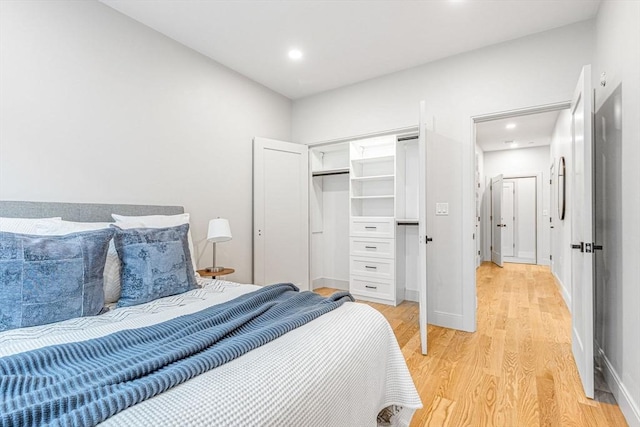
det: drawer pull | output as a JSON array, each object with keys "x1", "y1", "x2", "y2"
[
  {"x1": 365, "y1": 265, "x2": 377, "y2": 270},
  {"x1": 365, "y1": 285, "x2": 377, "y2": 289},
  {"x1": 364, "y1": 226, "x2": 377, "y2": 230},
  {"x1": 364, "y1": 246, "x2": 377, "y2": 249}
]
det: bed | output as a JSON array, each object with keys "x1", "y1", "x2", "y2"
[{"x1": 0, "y1": 201, "x2": 422, "y2": 427}]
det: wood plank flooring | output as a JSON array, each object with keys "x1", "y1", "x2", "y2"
[{"x1": 315, "y1": 262, "x2": 628, "y2": 426}]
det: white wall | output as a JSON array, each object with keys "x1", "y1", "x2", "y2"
[
  {"x1": 482, "y1": 145, "x2": 552, "y2": 265},
  {"x1": 592, "y1": 1, "x2": 640, "y2": 424},
  {"x1": 549, "y1": 109, "x2": 573, "y2": 305},
  {"x1": 0, "y1": 0, "x2": 292, "y2": 284},
  {"x1": 293, "y1": 21, "x2": 594, "y2": 331}
]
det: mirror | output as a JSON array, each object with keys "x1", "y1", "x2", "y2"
[{"x1": 558, "y1": 156, "x2": 566, "y2": 220}]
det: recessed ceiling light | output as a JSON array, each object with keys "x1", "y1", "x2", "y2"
[
  {"x1": 511, "y1": 143, "x2": 519, "y2": 149},
  {"x1": 288, "y1": 49, "x2": 303, "y2": 60},
  {"x1": 505, "y1": 123, "x2": 516, "y2": 130}
]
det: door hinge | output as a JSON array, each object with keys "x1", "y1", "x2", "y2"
[
  {"x1": 490, "y1": 245, "x2": 493, "y2": 251},
  {"x1": 478, "y1": 250, "x2": 481, "y2": 256},
  {"x1": 550, "y1": 179, "x2": 552, "y2": 185},
  {"x1": 550, "y1": 254, "x2": 553, "y2": 260}
]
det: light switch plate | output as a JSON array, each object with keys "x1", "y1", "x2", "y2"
[{"x1": 436, "y1": 202, "x2": 449, "y2": 216}]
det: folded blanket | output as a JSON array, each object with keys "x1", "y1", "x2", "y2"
[{"x1": 0, "y1": 283, "x2": 353, "y2": 427}]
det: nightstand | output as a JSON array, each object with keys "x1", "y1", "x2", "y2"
[{"x1": 197, "y1": 268, "x2": 235, "y2": 279}]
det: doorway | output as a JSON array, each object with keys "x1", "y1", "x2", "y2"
[{"x1": 474, "y1": 104, "x2": 570, "y2": 268}]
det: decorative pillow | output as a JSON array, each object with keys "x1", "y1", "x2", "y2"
[
  {"x1": 113, "y1": 223, "x2": 198, "y2": 308},
  {"x1": 111, "y1": 213, "x2": 198, "y2": 275},
  {"x1": 0, "y1": 217, "x2": 61, "y2": 234},
  {"x1": 0, "y1": 228, "x2": 114, "y2": 332},
  {"x1": 36, "y1": 220, "x2": 122, "y2": 304}
]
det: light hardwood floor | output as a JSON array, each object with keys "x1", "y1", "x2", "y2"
[{"x1": 315, "y1": 262, "x2": 628, "y2": 426}]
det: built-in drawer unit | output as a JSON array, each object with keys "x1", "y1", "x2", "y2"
[
  {"x1": 350, "y1": 217, "x2": 395, "y2": 239},
  {"x1": 350, "y1": 276, "x2": 394, "y2": 300},
  {"x1": 349, "y1": 256, "x2": 395, "y2": 280},
  {"x1": 350, "y1": 236, "x2": 395, "y2": 259}
]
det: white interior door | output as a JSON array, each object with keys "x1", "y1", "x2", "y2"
[
  {"x1": 570, "y1": 65, "x2": 594, "y2": 399},
  {"x1": 491, "y1": 175, "x2": 504, "y2": 267},
  {"x1": 502, "y1": 181, "x2": 515, "y2": 257},
  {"x1": 418, "y1": 101, "x2": 428, "y2": 355},
  {"x1": 253, "y1": 137, "x2": 309, "y2": 290}
]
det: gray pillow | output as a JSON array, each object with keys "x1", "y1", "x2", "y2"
[
  {"x1": 113, "y1": 223, "x2": 198, "y2": 308},
  {"x1": 0, "y1": 228, "x2": 114, "y2": 331}
]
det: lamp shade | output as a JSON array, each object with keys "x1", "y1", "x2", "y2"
[{"x1": 207, "y1": 218, "x2": 232, "y2": 243}]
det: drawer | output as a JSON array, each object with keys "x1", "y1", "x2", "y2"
[
  {"x1": 350, "y1": 276, "x2": 394, "y2": 300},
  {"x1": 350, "y1": 256, "x2": 395, "y2": 280},
  {"x1": 350, "y1": 217, "x2": 395, "y2": 238},
  {"x1": 350, "y1": 237, "x2": 395, "y2": 259}
]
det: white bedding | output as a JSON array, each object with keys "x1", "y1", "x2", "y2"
[{"x1": 0, "y1": 280, "x2": 422, "y2": 426}]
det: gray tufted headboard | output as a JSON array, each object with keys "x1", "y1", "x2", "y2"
[{"x1": 0, "y1": 201, "x2": 184, "y2": 222}]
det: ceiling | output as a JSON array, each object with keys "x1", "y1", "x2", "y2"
[
  {"x1": 475, "y1": 109, "x2": 564, "y2": 152},
  {"x1": 100, "y1": 0, "x2": 601, "y2": 100}
]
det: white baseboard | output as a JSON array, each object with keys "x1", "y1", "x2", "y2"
[
  {"x1": 552, "y1": 271, "x2": 571, "y2": 310},
  {"x1": 598, "y1": 347, "x2": 640, "y2": 427},
  {"x1": 431, "y1": 311, "x2": 469, "y2": 332},
  {"x1": 312, "y1": 277, "x2": 349, "y2": 291},
  {"x1": 404, "y1": 289, "x2": 418, "y2": 302},
  {"x1": 504, "y1": 256, "x2": 536, "y2": 264}
]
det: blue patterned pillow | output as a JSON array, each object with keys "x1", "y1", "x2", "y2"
[
  {"x1": 0, "y1": 228, "x2": 114, "y2": 332},
  {"x1": 113, "y1": 223, "x2": 198, "y2": 308}
]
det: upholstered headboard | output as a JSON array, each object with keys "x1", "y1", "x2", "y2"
[{"x1": 0, "y1": 201, "x2": 184, "y2": 222}]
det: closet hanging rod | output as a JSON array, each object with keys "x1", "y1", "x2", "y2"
[
  {"x1": 311, "y1": 170, "x2": 350, "y2": 177},
  {"x1": 397, "y1": 135, "x2": 418, "y2": 142}
]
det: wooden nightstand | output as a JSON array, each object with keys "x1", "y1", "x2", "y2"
[{"x1": 197, "y1": 268, "x2": 235, "y2": 279}]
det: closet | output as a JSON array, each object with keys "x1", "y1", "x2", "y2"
[{"x1": 310, "y1": 134, "x2": 420, "y2": 306}]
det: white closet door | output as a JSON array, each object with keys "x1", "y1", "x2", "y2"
[
  {"x1": 253, "y1": 137, "x2": 309, "y2": 290},
  {"x1": 417, "y1": 101, "x2": 428, "y2": 355}
]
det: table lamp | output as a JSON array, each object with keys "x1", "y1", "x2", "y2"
[{"x1": 206, "y1": 218, "x2": 232, "y2": 273}]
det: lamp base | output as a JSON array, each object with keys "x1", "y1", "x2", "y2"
[{"x1": 206, "y1": 266, "x2": 225, "y2": 273}]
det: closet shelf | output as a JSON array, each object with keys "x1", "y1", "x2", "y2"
[
  {"x1": 312, "y1": 167, "x2": 350, "y2": 177},
  {"x1": 350, "y1": 174, "x2": 394, "y2": 182},
  {"x1": 351, "y1": 155, "x2": 395, "y2": 165},
  {"x1": 351, "y1": 195, "x2": 394, "y2": 200}
]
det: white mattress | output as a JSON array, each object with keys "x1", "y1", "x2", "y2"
[{"x1": 0, "y1": 280, "x2": 422, "y2": 427}]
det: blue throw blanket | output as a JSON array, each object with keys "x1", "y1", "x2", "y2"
[{"x1": 0, "y1": 283, "x2": 353, "y2": 427}]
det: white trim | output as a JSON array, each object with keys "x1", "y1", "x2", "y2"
[
  {"x1": 472, "y1": 101, "x2": 572, "y2": 123},
  {"x1": 312, "y1": 277, "x2": 349, "y2": 291},
  {"x1": 598, "y1": 347, "x2": 640, "y2": 427},
  {"x1": 553, "y1": 271, "x2": 571, "y2": 310},
  {"x1": 431, "y1": 311, "x2": 466, "y2": 330},
  {"x1": 306, "y1": 126, "x2": 419, "y2": 148},
  {"x1": 404, "y1": 289, "x2": 418, "y2": 302}
]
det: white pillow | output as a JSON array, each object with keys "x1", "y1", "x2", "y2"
[
  {"x1": 0, "y1": 217, "x2": 61, "y2": 234},
  {"x1": 111, "y1": 213, "x2": 198, "y2": 275},
  {"x1": 36, "y1": 220, "x2": 122, "y2": 305}
]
